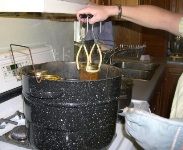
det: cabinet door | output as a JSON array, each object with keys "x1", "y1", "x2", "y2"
[
  {"x1": 111, "y1": 0, "x2": 169, "y2": 6},
  {"x1": 150, "y1": 73, "x2": 165, "y2": 116},
  {"x1": 140, "y1": 0, "x2": 170, "y2": 57},
  {"x1": 126, "y1": 0, "x2": 139, "y2": 5},
  {"x1": 90, "y1": 0, "x2": 110, "y2": 5},
  {"x1": 140, "y1": 0, "x2": 170, "y2": 9},
  {"x1": 161, "y1": 64, "x2": 183, "y2": 118},
  {"x1": 111, "y1": 0, "x2": 139, "y2": 5},
  {"x1": 111, "y1": 0, "x2": 141, "y2": 46},
  {"x1": 150, "y1": 64, "x2": 183, "y2": 118},
  {"x1": 112, "y1": 0, "x2": 170, "y2": 56},
  {"x1": 171, "y1": 0, "x2": 183, "y2": 13}
]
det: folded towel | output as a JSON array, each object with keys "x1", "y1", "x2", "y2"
[{"x1": 121, "y1": 107, "x2": 183, "y2": 150}]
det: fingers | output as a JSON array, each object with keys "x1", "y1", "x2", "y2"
[
  {"x1": 77, "y1": 15, "x2": 97, "y2": 24},
  {"x1": 77, "y1": 14, "x2": 96, "y2": 24},
  {"x1": 77, "y1": 5, "x2": 104, "y2": 24},
  {"x1": 77, "y1": 5, "x2": 93, "y2": 21}
]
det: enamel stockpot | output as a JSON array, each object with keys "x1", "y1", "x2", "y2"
[{"x1": 21, "y1": 61, "x2": 122, "y2": 150}]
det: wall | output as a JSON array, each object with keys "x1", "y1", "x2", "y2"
[{"x1": 0, "y1": 17, "x2": 74, "y2": 61}]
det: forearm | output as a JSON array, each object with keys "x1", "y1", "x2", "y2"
[
  {"x1": 77, "y1": 4, "x2": 183, "y2": 35},
  {"x1": 121, "y1": 5, "x2": 182, "y2": 35}
]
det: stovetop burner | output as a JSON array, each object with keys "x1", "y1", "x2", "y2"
[
  {"x1": 10, "y1": 125, "x2": 27, "y2": 141},
  {"x1": 0, "y1": 111, "x2": 31, "y2": 149},
  {"x1": 0, "y1": 125, "x2": 31, "y2": 149}
]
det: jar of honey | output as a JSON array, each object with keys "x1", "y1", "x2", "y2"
[{"x1": 79, "y1": 63, "x2": 99, "y2": 80}]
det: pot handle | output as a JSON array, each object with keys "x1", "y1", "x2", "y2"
[{"x1": 10, "y1": 44, "x2": 42, "y2": 83}]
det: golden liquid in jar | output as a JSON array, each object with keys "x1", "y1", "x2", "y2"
[{"x1": 79, "y1": 64, "x2": 99, "y2": 80}]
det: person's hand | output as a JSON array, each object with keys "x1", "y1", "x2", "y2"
[
  {"x1": 121, "y1": 107, "x2": 183, "y2": 150},
  {"x1": 77, "y1": 5, "x2": 118, "y2": 24}
]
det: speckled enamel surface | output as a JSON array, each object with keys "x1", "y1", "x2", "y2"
[
  {"x1": 21, "y1": 62, "x2": 122, "y2": 150},
  {"x1": 28, "y1": 121, "x2": 116, "y2": 150}
]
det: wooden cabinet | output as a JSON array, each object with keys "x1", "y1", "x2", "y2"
[
  {"x1": 141, "y1": 0, "x2": 170, "y2": 9},
  {"x1": 171, "y1": 0, "x2": 183, "y2": 13},
  {"x1": 140, "y1": 0, "x2": 170, "y2": 57},
  {"x1": 111, "y1": 0, "x2": 139, "y2": 5},
  {"x1": 141, "y1": 28, "x2": 169, "y2": 57},
  {"x1": 150, "y1": 63, "x2": 183, "y2": 118},
  {"x1": 112, "y1": 0, "x2": 171, "y2": 57},
  {"x1": 111, "y1": 0, "x2": 142, "y2": 46},
  {"x1": 90, "y1": 0, "x2": 110, "y2": 5},
  {"x1": 161, "y1": 63, "x2": 183, "y2": 118}
]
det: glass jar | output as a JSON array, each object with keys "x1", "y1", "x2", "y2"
[{"x1": 79, "y1": 63, "x2": 99, "y2": 80}]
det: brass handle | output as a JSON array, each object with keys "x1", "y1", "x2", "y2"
[
  {"x1": 76, "y1": 43, "x2": 90, "y2": 70},
  {"x1": 76, "y1": 43, "x2": 102, "y2": 73},
  {"x1": 86, "y1": 43, "x2": 102, "y2": 73},
  {"x1": 76, "y1": 18, "x2": 103, "y2": 73}
]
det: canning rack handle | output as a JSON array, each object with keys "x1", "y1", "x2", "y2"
[
  {"x1": 76, "y1": 18, "x2": 90, "y2": 71},
  {"x1": 76, "y1": 42, "x2": 90, "y2": 70},
  {"x1": 10, "y1": 44, "x2": 41, "y2": 83},
  {"x1": 86, "y1": 24, "x2": 102, "y2": 73},
  {"x1": 86, "y1": 43, "x2": 102, "y2": 73}
]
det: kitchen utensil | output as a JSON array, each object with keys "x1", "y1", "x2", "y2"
[{"x1": 76, "y1": 14, "x2": 102, "y2": 74}]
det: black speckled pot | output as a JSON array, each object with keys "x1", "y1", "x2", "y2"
[{"x1": 21, "y1": 61, "x2": 122, "y2": 150}]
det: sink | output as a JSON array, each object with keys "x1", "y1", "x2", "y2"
[
  {"x1": 112, "y1": 61, "x2": 159, "y2": 80},
  {"x1": 120, "y1": 68, "x2": 154, "y2": 80}
]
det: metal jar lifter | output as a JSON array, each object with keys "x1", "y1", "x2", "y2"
[{"x1": 76, "y1": 14, "x2": 102, "y2": 80}]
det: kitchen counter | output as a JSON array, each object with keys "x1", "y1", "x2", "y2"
[
  {"x1": 167, "y1": 59, "x2": 183, "y2": 65},
  {"x1": 131, "y1": 57, "x2": 183, "y2": 105},
  {"x1": 131, "y1": 59, "x2": 166, "y2": 109}
]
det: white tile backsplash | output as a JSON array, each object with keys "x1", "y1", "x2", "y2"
[{"x1": 0, "y1": 17, "x2": 74, "y2": 61}]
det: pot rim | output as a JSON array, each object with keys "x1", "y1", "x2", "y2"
[{"x1": 21, "y1": 61, "x2": 122, "y2": 82}]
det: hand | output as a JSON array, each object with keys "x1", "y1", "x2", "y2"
[
  {"x1": 122, "y1": 107, "x2": 183, "y2": 150},
  {"x1": 77, "y1": 5, "x2": 118, "y2": 24}
]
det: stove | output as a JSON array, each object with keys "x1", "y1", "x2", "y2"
[
  {"x1": 0, "y1": 111, "x2": 31, "y2": 150},
  {"x1": 0, "y1": 44, "x2": 55, "y2": 150}
]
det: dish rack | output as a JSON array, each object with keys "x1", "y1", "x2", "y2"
[{"x1": 102, "y1": 44, "x2": 146, "y2": 64}]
